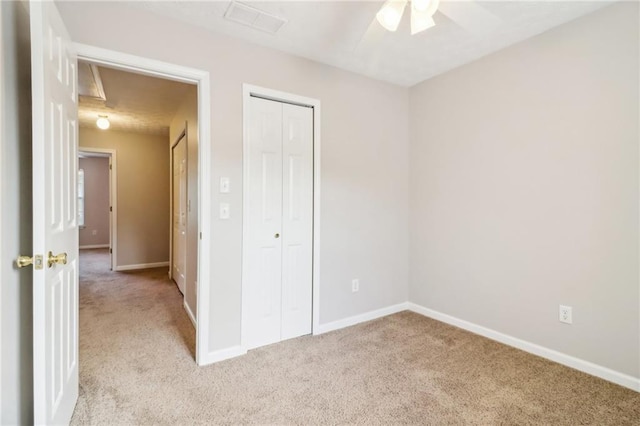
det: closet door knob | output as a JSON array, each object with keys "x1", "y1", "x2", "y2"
[{"x1": 274, "y1": 233, "x2": 280, "y2": 239}]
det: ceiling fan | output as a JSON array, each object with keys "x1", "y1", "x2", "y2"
[
  {"x1": 377, "y1": 0, "x2": 440, "y2": 34},
  {"x1": 375, "y1": 0, "x2": 501, "y2": 36}
]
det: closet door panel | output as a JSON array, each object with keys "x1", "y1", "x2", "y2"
[
  {"x1": 281, "y1": 103, "x2": 313, "y2": 340},
  {"x1": 245, "y1": 97, "x2": 283, "y2": 349}
]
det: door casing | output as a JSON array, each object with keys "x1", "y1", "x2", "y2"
[
  {"x1": 74, "y1": 43, "x2": 213, "y2": 365},
  {"x1": 78, "y1": 148, "x2": 117, "y2": 271},
  {"x1": 241, "y1": 84, "x2": 322, "y2": 349}
]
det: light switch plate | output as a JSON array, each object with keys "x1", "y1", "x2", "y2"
[
  {"x1": 220, "y1": 177, "x2": 230, "y2": 193},
  {"x1": 219, "y1": 203, "x2": 230, "y2": 219}
]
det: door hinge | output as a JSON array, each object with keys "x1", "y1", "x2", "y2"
[
  {"x1": 110, "y1": 248, "x2": 112, "y2": 254},
  {"x1": 199, "y1": 232, "x2": 202, "y2": 240},
  {"x1": 110, "y1": 206, "x2": 112, "y2": 212},
  {"x1": 109, "y1": 164, "x2": 112, "y2": 170}
]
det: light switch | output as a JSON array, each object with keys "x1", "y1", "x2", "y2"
[
  {"x1": 219, "y1": 203, "x2": 230, "y2": 219},
  {"x1": 220, "y1": 177, "x2": 230, "y2": 193}
]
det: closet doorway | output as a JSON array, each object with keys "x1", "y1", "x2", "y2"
[{"x1": 241, "y1": 85, "x2": 321, "y2": 350}]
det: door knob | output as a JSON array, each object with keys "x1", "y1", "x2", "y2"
[
  {"x1": 275, "y1": 233, "x2": 280, "y2": 239},
  {"x1": 47, "y1": 251, "x2": 67, "y2": 268},
  {"x1": 16, "y1": 256, "x2": 33, "y2": 268},
  {"x1": 16, "y1": 254, "x2": 43, "y2": 270}
]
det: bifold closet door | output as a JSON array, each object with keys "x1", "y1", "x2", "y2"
[
  {"x1": 245, "y1": 96, "x2": 313, "y2": 350},
  {"x1": 280, "y1": 103, "x2": 313, "y2": 341}
]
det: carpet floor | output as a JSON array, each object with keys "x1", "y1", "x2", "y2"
[{"x1": 71, "y1": 249, "x2": 639, "y2": 425}]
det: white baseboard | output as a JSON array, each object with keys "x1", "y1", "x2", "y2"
[
  {"x1": 79, "y1": 244, "x2": 109, "y2": 249},
  {"x1": 314, "y1": 302, "x2": 410, "y2": 335},
  {"x1": 115, "y1": 261, "x2": 169, "y2": 271},
  {"x1": 184, "y1": 300, "x2": 196, "y2": 328},
  {"x1": 407, "y1": 302, "x2": 640, "y2": 392},
  {"x1": 198, "y1": 345, "x2": 247, "y2": 366}
]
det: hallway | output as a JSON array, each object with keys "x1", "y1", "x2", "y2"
[{"x1": 72, "y1": 249, "x2": 195, "y2": 423}]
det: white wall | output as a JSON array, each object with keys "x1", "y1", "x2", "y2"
[
  {"x1": 0, "y1": 1, "x2": 34, "y2": 423},
  {"x1": 79, "y1": 157, "x2": 110, "y2": 248},
  {"x1": 409, "y1": 2, "x2": 639, "y2": 378},
  {"x1": 80, "y1": 128, "x2": 170, "y2": 269},
  {"x1": 58, "y1": 2, "x2": 411, "y2": 353}
]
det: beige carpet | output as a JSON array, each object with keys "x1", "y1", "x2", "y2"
[{"x1": 71, "y1": 249, "x2": 639, "y2": 425}]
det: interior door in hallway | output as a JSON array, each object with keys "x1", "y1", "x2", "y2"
[
  {"x1": 244, "y1": 96, "x2": 313, "y2": 350},
  {"x1": 30, "y1": 1, "x2": 79, "y2": 423},
  {"x1": 172, "y1": 134, "x2": 187, "y2": 294}
]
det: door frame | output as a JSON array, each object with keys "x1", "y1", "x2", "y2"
[
  {"x1": 78, "y1": 148, "x2": 117, "y2": 271},
  {"x1": 169, "y1": 127, "x2": 187, "y2": 291},
  {"x1": 74, "y1": 43, "x2": 212, "y2": 365},
  {"x1": 241, "y1": 84, "x2": 322, "y2": 348}
]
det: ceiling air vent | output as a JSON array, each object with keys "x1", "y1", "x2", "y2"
[{"x1": 224, "y1": 1, "x2": 287, "y2": 34}]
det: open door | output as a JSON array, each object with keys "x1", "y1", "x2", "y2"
[{"x1": 30, "y1": 1, "x2": 79, "y2": 423}]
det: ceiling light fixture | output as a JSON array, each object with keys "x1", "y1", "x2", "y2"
[
  {"x1": 96, "y1": 115, "x2": 110, "y2": 130},
  {"x1": 376, "y1": 0, "x2": 407, "y2": 32},
  {"x1": 377, "y1": 0, "x2": 440, "y2": 35}
]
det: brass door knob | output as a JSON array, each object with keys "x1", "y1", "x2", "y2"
[
  {"x1": 16, "y1": 254, "x2": 43, "y2": 270},
  {"x1": 16, "y1": 256, "x2": 33, "y2": 268},
  {"x1": 275, "y1": 233, "x2": 280, "y2": 239},
  {"x1": 47, "y1": 251, "x2": 67, "y2": 268}
]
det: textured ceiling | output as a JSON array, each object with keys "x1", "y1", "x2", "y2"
[
  {"x1": 78, "y1": 65, "x2": 195, "y2": 136},
  {"x1": 132, "y1": 1, "x2": 613, "y2": 87}
]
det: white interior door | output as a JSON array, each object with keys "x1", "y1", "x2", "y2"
[
  {"x1": 244, "y1": 96, "x2": 312, "y2": 350},
  {"x1": 30, "y1": 1, "x2": 79, "y2": 424},
  {"x1": 245, "y1": 97, "x2": 283, "y2": 349},
  {"x1": 172, "y1": 135, "x2": 187, "y2": 294},
  {"x1": 280, "y1": 103, "x2": 313, "y2": 340}
]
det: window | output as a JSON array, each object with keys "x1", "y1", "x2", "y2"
[{"x1": 78, "y1": 168, "x2": 85, "y2": 227}]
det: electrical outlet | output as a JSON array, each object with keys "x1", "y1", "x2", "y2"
[
  {"x1": 559, "y1": 305, "x2": 572, "y2": 324},
  {"x1": 351, "y1": 279, "x2": 359, "y2": 293}
]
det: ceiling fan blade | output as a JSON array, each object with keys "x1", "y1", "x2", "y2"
[
  {"x1": 354, "y1": 16, "x2": 387, "y2": 54},
  {"x1": 438, "y1": 0, "x2": 501, "y2": 36}
]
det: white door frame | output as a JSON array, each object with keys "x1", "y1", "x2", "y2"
[
  {"x1": 241, "y1": 84, "x2": 322, "y2": 348},
  {"x1": 78, "y1": 148, "x2": 117, "y2": 271},
  {"x1": 74, "y1": 43, "x2": 212, "y2": 365}
]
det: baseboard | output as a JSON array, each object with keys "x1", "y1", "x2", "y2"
[
  {"x1": 314, "y1": 302, "x2": 410, "y2": 335},
  {"x1": 198, "y1": 345, "x2": 247, "y2": 366},
  {"x1": 115, "y1": 261, "x2": 169, "y2": 271},
  {"x1": 407, "y1": 302, "x2": 640, "y2": 392},
  {"x1": 183, "y1": 300, "x2": 196, "y2": 328},
  {"x1": 79, "y1": 244, "x2": 109, "y2": 249}
]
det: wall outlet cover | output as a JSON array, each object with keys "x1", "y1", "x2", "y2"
[{"x1": 559, "y1": 305, "x2": 572, "y2": 324}]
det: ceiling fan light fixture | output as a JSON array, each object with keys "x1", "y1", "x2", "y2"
[
  {"x1": 423, "y1": 0, "x2": 440, "y2": 17},
  {"x1": 376, "y1": 0, "x2": 408, "y2": 32},
  {"x1": 96, "y1": 115, "x2": 110, "y2": 130},
  {"x1": 412, "y1": 0, "x2": 431, "y2": 12},
  {"x1": 411, "y1": 7, "x2": 436, "y2": 35}
]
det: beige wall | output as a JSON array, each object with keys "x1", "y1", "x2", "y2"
[
  {"x1": 80, "y1": 128, "x2": 170, "y2": 268},
  {"x1": 170, "y1": 86, "x2": 198, "y2": 319},
  {"x1": 79, "y1": 157, "x2": 110, "y2": 248},
  {"x1": 59, "y1": 1, "x2": 410, "y2": 353},
  {"x1": 0, "y1": 1, "x2": 33, "y2": 423},
  {"x1": 409, "y1": 2, "x2": 639, "y2": 378}
]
